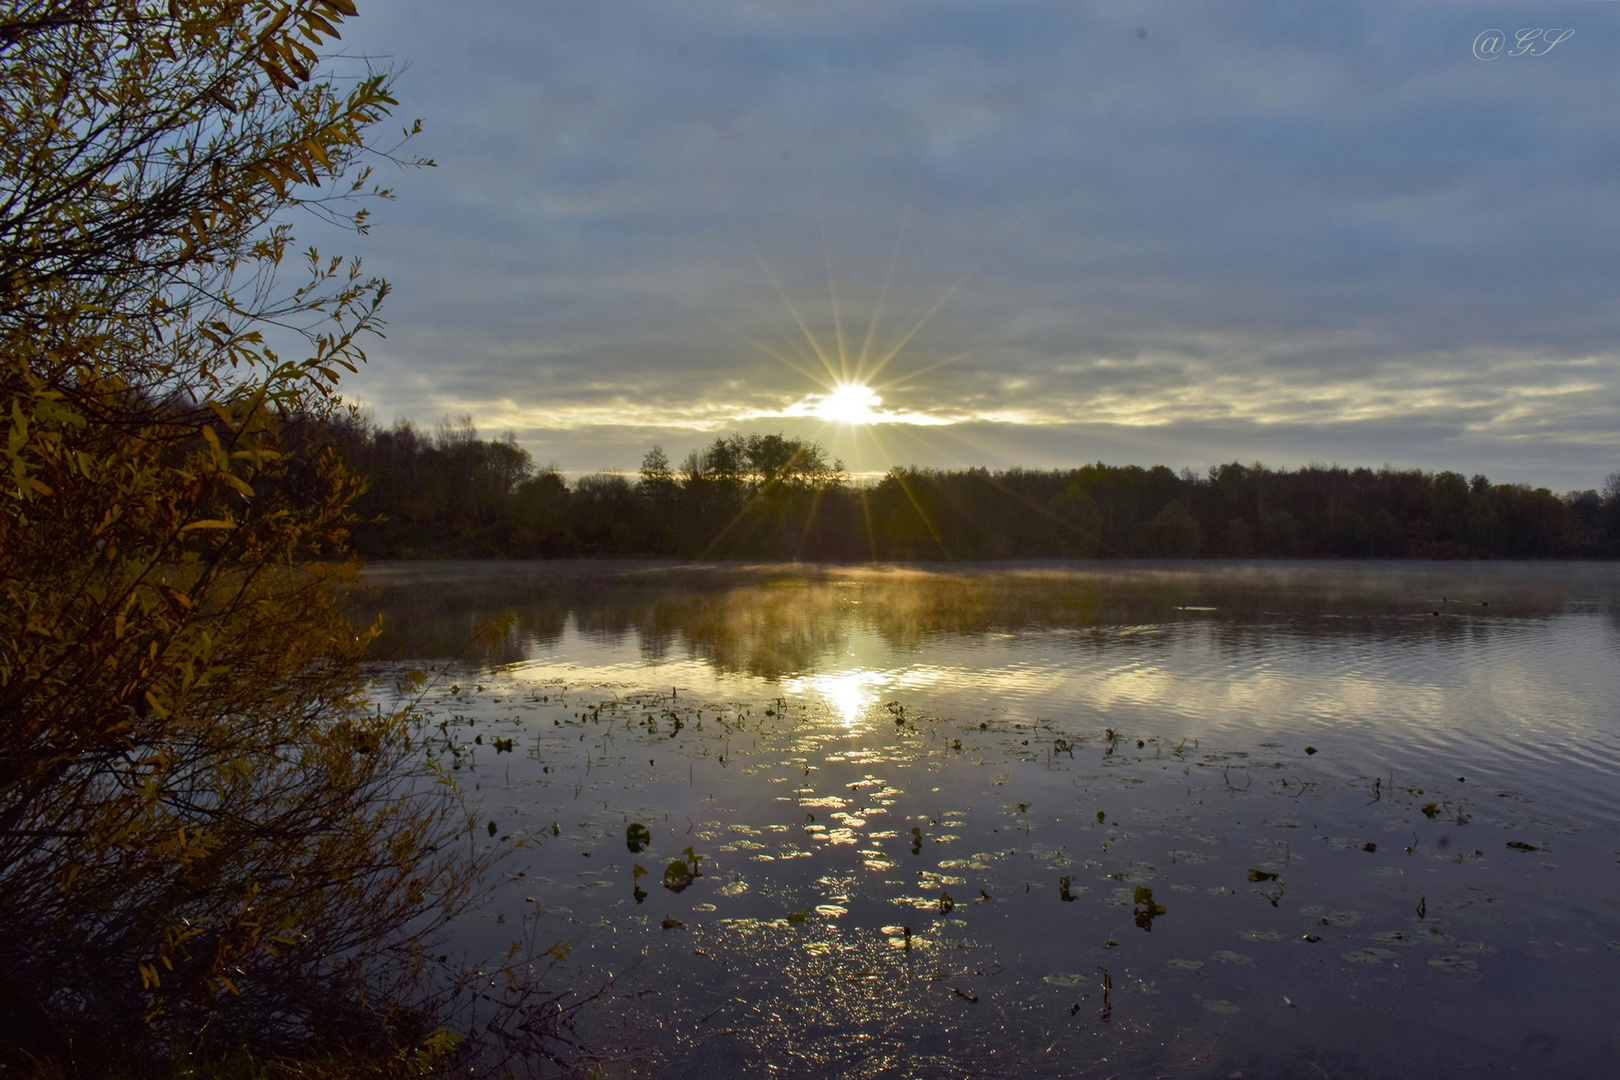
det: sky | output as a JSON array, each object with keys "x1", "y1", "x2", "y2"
[{"x1": 321, "y1": 1, "x2": 1620, "y2": 492}]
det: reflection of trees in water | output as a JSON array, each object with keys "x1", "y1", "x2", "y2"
[
  {"x1": 352, "y1": 561, "x2": 1620, "y2": 676},
  {"x1": 352, "y1": 569, "x2": 568, "y2": 666},
  {"x1": 630, "y1": 588, "x2": 852, "y2": 679}
]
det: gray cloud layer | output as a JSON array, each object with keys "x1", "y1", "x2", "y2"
[{"x1": 325, "y1": 0, "x2": 1620, "y2": 490}]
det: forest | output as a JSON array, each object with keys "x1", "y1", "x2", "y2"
[{"x1": 323, "y1": 416, "x2": 1620, "y2": 562}]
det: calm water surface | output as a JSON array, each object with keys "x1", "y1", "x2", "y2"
[{"x1": 358, "y1": 561, "x2": 1620, "y2": 1079}]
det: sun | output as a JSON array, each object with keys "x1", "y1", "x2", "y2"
[{"x1": 814, "y1": 382, "x2": 882, "y2": 425}]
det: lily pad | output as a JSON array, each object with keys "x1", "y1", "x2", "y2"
[
  {"x1": 1428, "y1": 956, "x2": 1479, "y2": 971},
  {"x1": 663, "y1": 860, "x2": 694, "y2": 891}
]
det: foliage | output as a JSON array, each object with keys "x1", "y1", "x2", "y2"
[
  {"x1": 0, "y1": 0, "x2": 479, "y2": 1070},
  {"x1": 323, "y1": 419, "x2": 1620, "y2": 561},
  {"x1": 332, "y1": 419, "x2": 855, "y2": 559}
]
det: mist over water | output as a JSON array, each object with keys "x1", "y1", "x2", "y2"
[{"x1": 359, "y1": 562, "x2": 1620, "y2": 1078}]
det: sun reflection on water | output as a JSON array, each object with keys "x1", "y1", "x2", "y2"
[{"x1": 781, "y1": 668, "x2": 889, "y2": 726}]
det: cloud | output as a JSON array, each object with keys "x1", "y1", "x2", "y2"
[{"x1": 329, "y1": 0, "x2": 1620, "y2": 491}]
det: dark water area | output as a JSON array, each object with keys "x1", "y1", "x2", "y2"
[{"x1": 353, "y1": 561, "x2": 1620, "y2": 1078}]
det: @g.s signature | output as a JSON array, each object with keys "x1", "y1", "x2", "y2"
[{"x1": 1474, "y1": 28, "x2": 1573, "y2": 61}]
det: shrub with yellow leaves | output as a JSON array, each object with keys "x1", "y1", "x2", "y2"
[{"x1": 0, "y1": 0, "x2": 481, "y2": 1068}]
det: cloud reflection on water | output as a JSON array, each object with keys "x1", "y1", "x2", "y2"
[{"x1": 357, "y1": 560, "x2": 1620, "y2": 818}]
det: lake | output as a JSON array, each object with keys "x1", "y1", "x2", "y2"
[{"x1": 357, "y1": 560, "x2": 1620, "y2": 1079}]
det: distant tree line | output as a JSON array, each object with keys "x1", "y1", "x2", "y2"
[{"x1": 322, "y1": 416, "x2": 1620, "y2": 561}]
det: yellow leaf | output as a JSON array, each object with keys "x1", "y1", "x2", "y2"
[
  {"x1": 200, "y1": 424, "x2": 229, "y2": 469},
  {"x1": 219, "y1": 472, "x2": 255, "y2": 497},
  {"x1": 304, "y1": 11, "x2": 340, "y2": 38}
]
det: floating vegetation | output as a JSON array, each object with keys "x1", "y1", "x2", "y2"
[
  {"x1": 1428, "y1": 956, "x2": 1480, "y2": 972},
  {"x1": 1132, "y1": 886, "x2": 1166, "y2": 931},
  {"x1": 661, "y1": 861, "x2": 693, "y2": 891},
  {"x1": 632, "y1": 863, "x2": 649, "y2": 904},
  {"x1": 882, "y1": 925, "x2": 923, "y2": 951},
  {"x1": 662, "y1": 847, "x2": 704, "y2": 893},
  {"x1": 717, "y1": 917, "x2": 790, "y2": 934}
]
